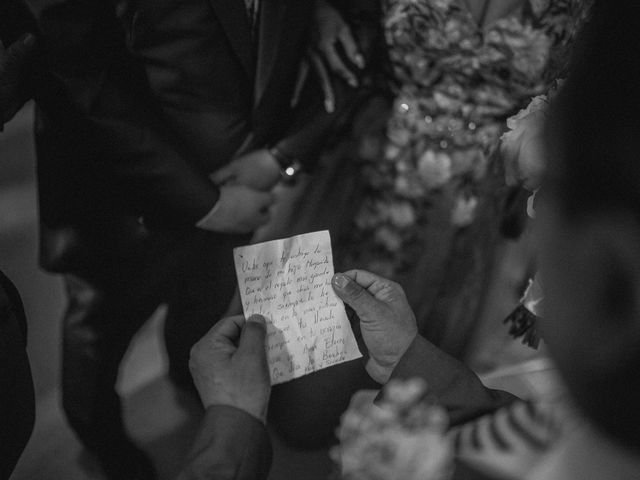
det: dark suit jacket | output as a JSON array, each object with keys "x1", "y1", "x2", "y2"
[
  {"x1": 0, "y1": 270, "x2": 35, "y2": 479},
  {"x1": 178, "y1": 405, "x2": 272, "y2": 480},
  {"x1": 30, "y1": 0, "x2": 351, "y2": 272},
  {"x1": 385, "y1": 335, "x2": 517, "y2": 426}
]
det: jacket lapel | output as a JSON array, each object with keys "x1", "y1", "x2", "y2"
[
  {"x1": 254, "y1": 0, "x2": 288, "y2": 105},
  {"x1": 208, "y1": 0, "x2": 255, "y2": 78}
]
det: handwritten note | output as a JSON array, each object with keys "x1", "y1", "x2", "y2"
[{"x1": 233, "y1": 230, "x2": 362, "y2": 385}]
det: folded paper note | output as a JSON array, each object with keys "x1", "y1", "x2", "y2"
[{"x1": 233, "y1": 230, "x2": 362, "y2": 385}]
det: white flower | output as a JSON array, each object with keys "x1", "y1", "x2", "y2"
[
  {"x1": 383, "y1": 378, "x2": 429, "y2": 409},
  {"x1": 451, "y1": 195, "x2": 478, "y2": 227},
  {"x1": 501, "y1": 95, "x2": 549, "y2": 190},
  {"x1": 521, "y1": 274, "x2": 544, "y2": 317},
  {"x1": 506, "y1": 95, "x2": 547, "y2": 130},
  {"x1": 418, "y1": 150, "x2": 452, "y2": 189},
  {"x1": 334, "y1": 379, "x2": 453, "y2": 480}
]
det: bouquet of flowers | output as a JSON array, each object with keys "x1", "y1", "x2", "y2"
[{"x1": 331, "y1": 379, "x2": 453, "y2": 480}]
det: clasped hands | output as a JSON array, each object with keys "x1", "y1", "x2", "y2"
[
  {"x1": 189, "y1": 270, "x2": 419, "y2": 423},
  {"x1": 201, "y1": 149, "x2": 282, "y2": 234}
]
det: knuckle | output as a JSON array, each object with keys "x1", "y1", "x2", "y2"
[{"x1": 189, "y1": 345, "x2": 204, "y2": 366}]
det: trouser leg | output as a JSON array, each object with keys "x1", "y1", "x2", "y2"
[{"x1": 61, "y1": 273, "x2": 157, "y2": 464}]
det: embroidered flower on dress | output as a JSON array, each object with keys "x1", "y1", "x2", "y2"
[
  {"x1": 418, "y1": 150, "x2": 453, "y2": 189},
  {"x1": 388, "y1": 202, "x2": 418, "y2": 228},
  {"x1": 348, "y1": 0, "x2": 592, "y2": 277},
  {"x1": 451, "y1": 195, "x2": 479, "y2": 227}
]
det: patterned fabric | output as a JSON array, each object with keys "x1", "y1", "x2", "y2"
[{"x1": 346, "y1": 0, "x2": 591, "y2": 276}]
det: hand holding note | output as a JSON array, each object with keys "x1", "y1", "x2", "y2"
[{"x1": 233, "y1": 231, "x2": 362, "y2": 385}]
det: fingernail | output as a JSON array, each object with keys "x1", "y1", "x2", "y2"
[
  {"x1": 333, "y1": 274, "x2": 349, "y2": 289},
  {"x1": 355, "y1": 54, "x2": 365, "y2": 69},
  {"x1": 324, "y1": 99, "x2": 335, "y2": 113},
  {"x1": 23, "y1": 34, "x2": 36, "y2": 47},
  {"x1": 247, "y1": 314, "x2": 265, "y2": 325}
]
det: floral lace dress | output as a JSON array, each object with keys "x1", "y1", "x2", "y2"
[{"x1": 337, "y1": 0, "x2": 590, "y2": 356}]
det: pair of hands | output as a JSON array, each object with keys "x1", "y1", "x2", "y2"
[
  {"x1": 202, "y1": 1, "x2": 363, "y2": 234},
  {"x1": 189, "y1": 270, "x2": 418, "y2": 422},
  {"x1": 202, "y1": 149, "x2": 281, "y2": 234},
  {"x1": 0, "y1": 34, "x2": 37, "y2": 127},
  {"x1": 308, "y1": 0, "x2": 365, "y2": 113}
]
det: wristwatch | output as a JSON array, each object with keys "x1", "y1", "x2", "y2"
[{"x1": 269, "y1": 146, "x2": 303, "y2": 184}]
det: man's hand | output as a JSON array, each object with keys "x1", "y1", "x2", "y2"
[
  {"x1": 198, "y1": 184, "x2": 274, "y2": 234},
  {"x1": 210, "y1": 149, "x2": 281, "y2": 191},
  {"x1": 312, "y1": 0, "x2": 364, "y2": 88},
  {"x1": 332, "y1": 270, "x2": 418, "y2": 384},
  {"x1": 189, "y1": 314, "x2": 271, "y2": 423},
  {"x1": 0, "y1": 34, "x2": 37, "y2": 126}
]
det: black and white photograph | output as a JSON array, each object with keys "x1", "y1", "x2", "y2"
[{"x1": 1, "y1": 1, "x2": 639, "y2": 479}]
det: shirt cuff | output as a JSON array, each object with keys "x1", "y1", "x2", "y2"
[{"x1": 195, "y1": 200, "x2": 221, "y2": 230}]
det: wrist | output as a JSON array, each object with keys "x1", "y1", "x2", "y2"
[
  {"x1": 269, "y1": 146, "x2": 303, "y2": 184},
  {"x1": 205, "y1": 404, "x2": 267, "y2": 426},
  {"x1": 365, "y1": 359, "x2": 396, "y2": 384},
  {"x1": 269, "y1": 146, "x2": 294, "y2": 169},
  {"x1": 207, "y1": 397, "x2": 268, "y2": 425},
  {"x1": 366, "y1": 333, "x2": 418, "y2": 384}
]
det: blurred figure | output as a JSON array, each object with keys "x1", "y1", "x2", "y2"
[
  {"x1": 30, "y1": 0, "x2": 356, "y2": 476},
  {"x1": 330, "y1": 1, "x2": 640, "y2": 478},
  {"x1": 312, "y1": 0, "x2": 592, "y2": 358},
  {"x1": 530, "y1": 1, "x2": 640, "y2": 477},
  {"x1": 0, "y1": 32, "x2": 37, "y2": 479}
]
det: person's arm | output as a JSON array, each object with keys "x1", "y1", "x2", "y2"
[
  {"x1": 178, "y1": 406, "x2": 271, "y2": 480},
  {"x1": 210, "y1": 71, "x2": 369, "y2": 192},
  {"x1": 34, "y1": 0, "x2": 271, "y2": 231},
  {"x1": 270, "y1": 0, "x2": 382, "y2": 170},
  {"x1": 388, "y1": 335, "x2": 517, "y2": 426},
  {"x1": 272, "y1": 72, "x2": 359, "y2": 169},
  {"x1": 0, "y1": 271, "x2": 35, "y2": 480},
  {"x1": 179, "y1": 315, "x2": 273, "y2": 480},
  {"x1": 332, "y1": 270, "x2": 518, "y2": 428}
]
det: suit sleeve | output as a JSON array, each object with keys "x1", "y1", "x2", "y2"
[
  {"x1": 384, "y1": 336, "x2": 518, "y2": 427},
  {"x1": 272, "y1": 71, "x2": 369, "y2": 169},
  {"x1": 34, "y1": 0, "x2": 220, "y2": 226},
  {"x1": 177, "y1": 406, "x2": 272, "y2": 480}
]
